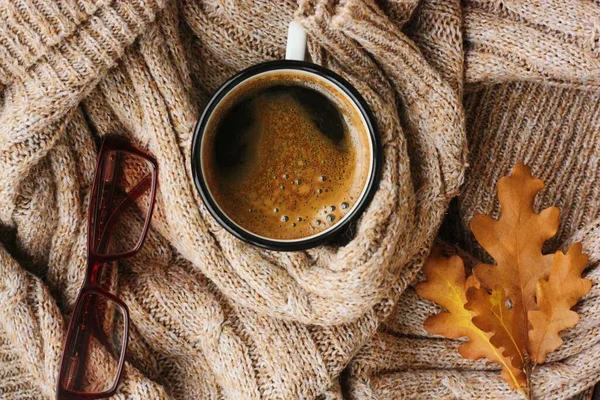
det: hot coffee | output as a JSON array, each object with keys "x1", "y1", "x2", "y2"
[{"x1": 202, "y1": 70, "x2": 372, "y2": 240}]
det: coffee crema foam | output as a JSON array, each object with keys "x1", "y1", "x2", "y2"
[{"x1": 202, "y1": 71, "x2": 371, "y2": 240}]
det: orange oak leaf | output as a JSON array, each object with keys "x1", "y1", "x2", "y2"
[
  {"x1": 466, "y1": 285, "x2": 526, "y2": 372},
  {"x1": 471, "y1": 163, "x2": 559, "y2": 341},
  {"x1": 416, "y1": 251, "x2": 526, "y2": 389},
  {"x1": 418, "y1": 163, "x2": 591, "y2": 393},
  {"x1": 528, "y1": 243, "x2": 592, "y2": 363}
]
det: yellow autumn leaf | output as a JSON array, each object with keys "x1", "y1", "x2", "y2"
[
  {"x1": 466, "y1": 285, "x2": 526, "y2": 372},
  {"x1": 528, "y1": 243, "x2": 592, "y2": 363},
  {"x1": 416, "y1": 251, "x2": 526, "y2": 389}
]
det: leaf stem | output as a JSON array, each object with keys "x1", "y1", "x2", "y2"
[{"x1": 525, "y1": 358, "x2": 533, "y2": 399}]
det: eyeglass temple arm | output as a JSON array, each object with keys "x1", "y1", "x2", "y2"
[{"x1": 64, "y1": 295, "x2": 95, "y2": 391}]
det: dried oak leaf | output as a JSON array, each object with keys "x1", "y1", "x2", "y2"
[
  {"x1": 466, "y1": 285, "x2": 526, "y2": 372},
  {"x1": 416, "y1": 251, "x2": 526, "y2": 388},
  {"x1": 471, "y1": 163, "x2": 591, "y2": 365},
  {"x1": 528, "y1": 243, "x2": 591, "y2": 363},
  {"x1": 418, "y1": 163, "x2": 591, "y2": 392},
  {"x1": 471, "y1": 163, "x2": 559, "y2": 338}
]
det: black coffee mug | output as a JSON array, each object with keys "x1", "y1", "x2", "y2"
[{"x1": 191, "y1": 22, "x2": 381, "y2": 251}]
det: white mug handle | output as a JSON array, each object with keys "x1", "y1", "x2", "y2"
[{"x1": 285, "y1": 21, "x2": 307, "y2": 61}]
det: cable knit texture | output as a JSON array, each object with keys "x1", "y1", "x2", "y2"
[{"x1": 0, "y1": 0, "x2": 597, "y2": 399}]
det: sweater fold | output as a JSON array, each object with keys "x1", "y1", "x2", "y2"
[{"x1": 0, "y1": 0, "x2": 165, "y2": 87}]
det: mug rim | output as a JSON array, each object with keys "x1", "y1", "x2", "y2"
[{"x1": 191, "y1": 60, "x2": 381, "y2": 251}]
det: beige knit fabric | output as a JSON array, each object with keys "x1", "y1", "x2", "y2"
[
  {"x1": 341, "y1": 81, "x2": 600, "y2": 399},
  {"x1": 339, "y1": 1, "x2": 600, "y2": 399},
  {"x1": 0, "y1": 1, "x2": 597, "y2": 399}
]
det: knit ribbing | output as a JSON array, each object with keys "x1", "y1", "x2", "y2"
[
  {"x1": 464, "y1": 0, "x2": 600, "y2": 90},
  {"x1": 460, "y1": 82, "x2": 600, "y2": 258},
  {"x1": 0, "y1": 0, "x2": 165, "y2": 86}
]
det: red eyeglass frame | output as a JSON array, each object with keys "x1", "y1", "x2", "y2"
[{"x1": 56, "y1": 136, "x2": 158, "y2": 400}]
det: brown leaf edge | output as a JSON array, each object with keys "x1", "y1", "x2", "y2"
[{"x1": 528, "y1": 243, "x2": 592, "y2": 364}]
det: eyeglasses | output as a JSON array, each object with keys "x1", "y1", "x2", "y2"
[{"x1": 56, "y1": 136, "x2": 158, "y2": 399}]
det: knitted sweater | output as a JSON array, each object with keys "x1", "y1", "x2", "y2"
[{"x1": 0, "y1": 1, "x2": 598, "y2": 399}]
